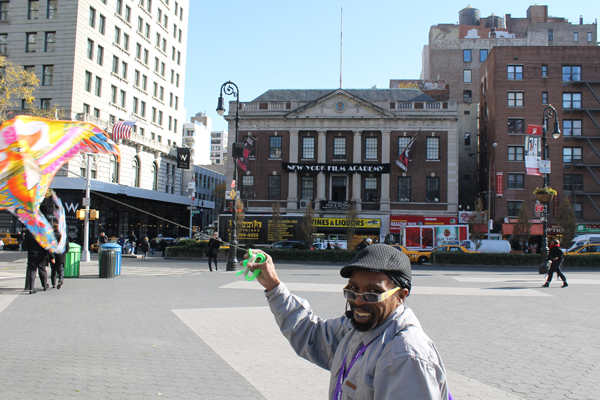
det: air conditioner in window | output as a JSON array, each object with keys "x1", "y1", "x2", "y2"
[{"x1": 299, "y1": 199, "x2": 309, "y2": 209}]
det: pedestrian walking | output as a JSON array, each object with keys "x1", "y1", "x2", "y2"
[
  {"x1": 17, "y1": 231, "x2": 24, "y2": 251},
  {"x1": 355, "y1": 238, "x2": 368, "y2": 251},
  {"x1": 0, "y1": 237, "x2": 4, "y2": 253},
  {"x1": 128, "y1": 231, "x2": 137, "y2": 254},
  {"x1": 206, "y1": 232, "x2": 221, "y2": 271},
  {"x1": 50, "y1": 225, "x2": 69, "y2": 289},
  {"x1": 245, "y1": 244, "x2": 449, "y2": 399},
  {"x1": 150, "y1": 237, "x2": 157, "y2": 257},
  {"x1": 141, "y1": 237, "x2": 150, "y2": 259},
  {"x1": 542, "y1": 239, "x2": 568, "y2": 288},
  {"x1": 24, "y1": 230, "x2": 51, "y2": 294},
  {"x1": 98, "y1": 232, "x2": 108, "y2": 245}
]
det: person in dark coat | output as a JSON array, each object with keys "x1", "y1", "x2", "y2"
[
  {"x1": 50, "y1": 225, "x2": 69, "y2": 289},
  {"x1": 140, "y1": 237, "x2": 150, "y2": 259},
  {"x1": 24, "y1": 230, "x2": 51, "y2": 294},
  {"x1": 543, "y1": 239, "x2": 568, "y2": 288},
  {"x1": 150, "y1": 237, "x2": 157, "y2": 257},
  {"x1": 128, "y1": 231, "x2": 137, "y2": 254},
  {"x1": 206, "y1": 232, "x2": 221, "y2": 271},
  {"x1": 17, "y1": 231, "x2": 24, "y2": 251}
]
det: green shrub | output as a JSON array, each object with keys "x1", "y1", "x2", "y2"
[{"x1": 431, "y1": 251, "x2": 600, "y2": 267}]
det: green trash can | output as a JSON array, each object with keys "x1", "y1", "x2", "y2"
[
  {"x1": 64, "y1": 243, "x2": 81, "y2": 278},
  {"x1": 98, "y1": 245, "x2": 117, "y2": 278}
]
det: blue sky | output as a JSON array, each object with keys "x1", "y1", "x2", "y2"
[{"x1": 184, "y1": 0, "x2": 599, "y2": 132}]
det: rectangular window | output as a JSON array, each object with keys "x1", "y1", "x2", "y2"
[
  {"x1": 333, "y1": 137, "x2": 346, "y2": 159},
  {"x1": 137, "y1": 17, "x2": 143, "y2": 33},
  {"x1": 507, "y1": 201, "x2": 522, "y2": 217},
  {"x1": 302, "y1": 137, "x2": 315, "y2": 159},
  {"x1": 507, "y1": 174, "x2": 524, "y2": 189},
  {"x1": 507, "y1": 65, "x2": 523, "y2": 80},
  {"x1": 96, "y1": 45, "x2": 104, "y2": 65},
  {"x1": 84, "y1": 71, "x2": 92, "y2": 92},
  {"x1": 564, "y1": 174, "x2": 583, "y2": 192},
  {"x1": 0, "y1": 2, "x2": 8, "y2": 21},
  {"x1": 28, "y1": 0, "x2": 39, "y2": 20},
  {"x1": 145, "y1": 23, "x2": 150, "y2": 38},
  {"x1": 563, "y1": 93, "x2": 582, "y2": 109},
  {"x1": 364, "y1": 177, "x2": 378, "y2": 202},
  {"x1": 463, "y1": 90, "x2": 472, "y2": 104},
  {"x1": 562, "y1": 66, "x2": 582, "y2": 82},
  {"x1": 300, "y1": 177, "x2": 314, "y2": 200},
  {"x1": 83, "y1": 103, "x2": 90, "y2": 115},
  {"x1": 398, "y1": 137, "x2": 411, "y2": 154},
  {"x1": 123, "y1": 34, "x2": 129, "y2": 51},
  {"x1": 116, "y1": 0, "x2": 122, "y2": 15},
  {"x1": 463, "y1": 49, "x2": 471, "y2": 62},
  {"x1": 268, "y1": 175, "x2": 281, "y2": 200},
  {"x1": 574, "y1": 32, "x2": 579, "y2": 42},
  {"x1": 463, "y1": 69, "x2": 472, "y2": 83},
  {"x1": 241, "y1": 175, "x2": 254, "y2": 199},
  {"x1": 426, "y1": 137, "x2": 440, "y2": 160},
  {"x1": 133, "y1": 97, "x2": 138, "y2": 114},
  {"x1": 134, "y1": 70, "x2": 140, "y2": 87},
  {"x1": 542, "y1": 92, "x2": 548, "y2": 104},
  {"x1": 464, "y1": 133, "x2": 471, "y2": 146},
  {"x1": 44, "y1": 32, "x2": 55, "y2": 52},
  {"x1": 121, "y1": 61, "x2": 127, "y2": 80},
  {"x1": 175, "y1": 96, "x2": 178, "y2": 110},
  {"x1": 143, "y1": 49, "x2": 149, "y2": 65},
  {"x1": 158, "y1": 110, "x2": 163, "y2": 125},
  {"x1": 120, "y1": 90, "x2": 126, "y2": 108},
  {"x1": 112, "y1": 56, "x2": 119, "y2": 74},
  {"x1": 47, "y1": 0, "x2": 57, "y2": 19},
  {"x1": 152, "y1": 107, "x2": 156, "y2": 123},
  {"x1": 99, "y1": 15, "x2": 106, "y2": 34},
  {"x1": 563, "y1": 147, "x2": 583, "y2": 163},
  {"x1": 269, "y1": 136, "x2": 282, "y2": 158},
  {"x1": 508, "y1": 92, "x2": 524, "y2": 107},
  {"x1": 125, "y1": 5, "x2": 131, "y2": 22},
  {"x1": 573, "y1": 202, "x2": 583, "y2": 219},
  {"x1": 42, "y1": 65, "x2": 53, "y2": 86},
  {"x1": 26, "y1": 33, "x2": 37, "y2": 53},
  {"x1": 563, "y1": 120, "x2": 582, "y2": 136},
  {"x1": 588, "y1": 32, "x2": 593, "y2": 42},
  {"x1": 365, "y1": 137, "x2": 378, "y2": 160},
  {"x1": 426, "y1": 177, "x2": 439, "y2": 202},
  {"x1": 507, "y1": 119, "x2": 525, "y2": 134},
  {"x1": 93, "y1": 108, "x2": 100, "y2": 117},
  {"x1": 479, "y1": 49, "x2": 488, "y2": 62},
  {"x1": 136, "y1": 43, "x2": 141, "y2": 60},
  {"x1": 110, "y1": 85, "x2": 117, "y2": 103},
  {"x1": 0, "y1": 34, "x2": 7, "y2": 54},
  {"x1": 548, "y1": 30, "x2": 553, "y2": 41},
  {"x1": 94, "y1": 77, "x2": 101, "y2": 96},
  {"x1": 542, "y1": 65, "x2": 548, "y2": 77},
  {"x1": 41, "y1": 98, "x2": 51, "y2": 109},
  {"x1": 398, "y1": 177, "x2": 411, "y2": 202},
  {"x1": 140, "y1": 101, "x2": 146, "y2": 117},
  {"x1": 508, "y1": 146, "x2": 525, "y2": 161},
  {"x1": 115, "y1": 27, "x2": 121, "y2": 45},
  {"x1": 87, "y1": 39, "x2": 94, "y2": 59},
  {"x1": 142, "y1": 75, "x2": 147, "y2": 91},
  {"x1": 89, "y1": 7, "x2": 96, "y2": 27}
]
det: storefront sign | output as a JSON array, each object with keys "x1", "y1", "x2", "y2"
[
  {"x1": 282, "y1": 162, "x2": 390, "y2": 174},
  {"x1": 503, "y1": 217, "x2": 542, "y2": 224},
  {"x1": 312, "y1": 218, "x2": 380, "y2": 228},
  {"x1": 320, "y1": 200, "x2": 352, "y2": 210},
  {"x1": 390, "y1": 215, "x2": 458, "y2": 233},
  {"x1": 576, "y1": 223, "x2": 600, "y2": 233},
  {"x1": 177, "y1": 147, "x2": 191, "y2": 169},
  {"x1": 496, "y1": 172, "x2": 503, "y2": 197}
]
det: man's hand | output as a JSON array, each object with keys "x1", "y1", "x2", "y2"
[{"x1": 244, "y1": 251, "x2": 280, "y2": 291}]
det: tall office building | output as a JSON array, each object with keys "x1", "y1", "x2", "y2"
[
  {"x1": 422, "y1": 5, "x2": 597, "y2": 210},
  {"x1": 0, "y1": 0, "x2": 198, "y2": 240}
]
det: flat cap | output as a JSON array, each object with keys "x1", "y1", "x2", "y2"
[{"x1": 340, "y1": 244, "x2": 411, "y2": 282}]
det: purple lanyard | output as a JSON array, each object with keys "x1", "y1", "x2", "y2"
[{"x1": 334, "y1": 337, "x2": 377, "y2": 400}]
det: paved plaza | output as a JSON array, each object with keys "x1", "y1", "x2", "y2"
[{"x1": 0, "y1": 252, "x2": 599, "y2": 399}]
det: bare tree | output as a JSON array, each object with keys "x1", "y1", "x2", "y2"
[
  {"x1": 512, "y1": 202, "x2": 532, "y2": 251},
  {"x1": 468, "y1": 198, "x2": 487, "y2": 251},
  {"x1": 235, "y1": 198, "x2": 245, "y2": 237},
  {"x1": 299, "y1": 200, "x2": 316, "y2": 247},
  {"x1": 270, "y1": 202, "x2": 283, "y2": 243},
  {"x1": 557, "y1": 196, "x2": 577, "y2": 245},
  {"x1": 345, "y1": 202, "x2": 358, "y2": 249}
]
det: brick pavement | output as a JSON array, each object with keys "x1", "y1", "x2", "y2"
[{"x1": 0, "y1": 253, "x2": 598, "y2": 399}]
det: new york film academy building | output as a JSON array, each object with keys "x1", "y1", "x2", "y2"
[
  {"x1": 220, "y1": 84, "x2": 459, "y2": 244},
  {"x1": 480, "y1": 46, "x2": 600, "y2": 240}
]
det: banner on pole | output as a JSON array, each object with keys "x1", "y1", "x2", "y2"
[{"x1": 525, "y1": 125, "x2": 543, "y2": 176}]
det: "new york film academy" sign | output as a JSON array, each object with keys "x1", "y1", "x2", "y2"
[{"x1": 282, "y1": 162, "x2": 390, "y2": 174}]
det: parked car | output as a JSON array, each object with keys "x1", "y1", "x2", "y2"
[
  {"x1": 389, "y1": 245, "x2": 431, "y2": 264},
  {"x1": 565, "y1": 244, "x2": 600, "y2": 255},
  {"x1": 475, "y1": 239, "x2": 512, "y2": 253},
  {"x1": 431, "y1": 245, "x2": 473, "y2": 253},
  {"x1": 0, "y1": 233, "x2": 19, "y2": 250},
  {"x1": 268, "y1": 240, "x2": 308, "y2": 250},
  {"x1": 312, "y1": 241, "x2": 346, "y2": 250}
]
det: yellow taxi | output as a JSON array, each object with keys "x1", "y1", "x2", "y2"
[
  {"x1": 390, "y1": 245, "x2": 431, "y2": 264},
  {"x1": 0, "y1": 233, "x2": 19, "y2": 250},
  {"x1": 91, "y1": 237, "x2": 118, "y2": 252},
  {"x1": 431, "y1": 244, "x2": 473, "y2": 253},
  {"x1": 565, "y1": 244, "x2": 600, "y2": 255}
]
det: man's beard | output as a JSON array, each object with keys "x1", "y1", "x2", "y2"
[{"x1": 348, "y1": 304, "x2": 380, "y2": 332}]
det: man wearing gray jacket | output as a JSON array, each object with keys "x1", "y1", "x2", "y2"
[{"x1": 247, "y1": 244, "x2": 449, "y2": 399}]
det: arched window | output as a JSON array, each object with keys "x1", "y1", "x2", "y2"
[
  {"x1": 151, "y1": 162, "x2": 158, "y2": 191},
  {"x1": 110, "y1": 155, "x2": 119, "y2": 183},
  {"x1": 132, "y1": 157, "x2": 140, "y2": 187}
]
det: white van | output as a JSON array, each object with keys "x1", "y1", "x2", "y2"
[
  {"x1": 474, "y1": 239, "x2": 512, "y2": 253},
  {"x1": 567, "y1": 235, "x2": 600, "y2": 252}
]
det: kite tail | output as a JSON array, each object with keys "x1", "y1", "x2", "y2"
[{"x1": 11, "y1": 193, "x2": 67, "y2": 254}]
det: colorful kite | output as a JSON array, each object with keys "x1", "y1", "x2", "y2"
[{"x1": 0, "y1": 116, "x2": 120, "y2": 253}]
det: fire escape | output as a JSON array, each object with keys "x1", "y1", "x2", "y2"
[{"x1": 567, "y1": 80, "x2": 600, "y2": 216}]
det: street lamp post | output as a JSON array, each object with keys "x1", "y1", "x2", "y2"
[
  {"x1": 216, "y1": 81, "x2": 240, "y2": 271},
  {"x1": 540, "y1": 104, "x2": 561, "y2": 273}
]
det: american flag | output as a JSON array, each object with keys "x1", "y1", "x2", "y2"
[{"x1": 111, "y1": 121, "x2": 136, "y2": 141}]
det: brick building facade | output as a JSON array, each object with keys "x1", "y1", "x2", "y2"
[
  {"x1": 220, "y1": 87, "x2": 459, "y2": 245},
  {"x1": 480, "y1": 46, "x2": 600, "y2": 239}
]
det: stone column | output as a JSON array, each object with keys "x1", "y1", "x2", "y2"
[
  {"x1": 352, "y1": 130, "x2": 362, "y2": 210},
  {"x1": 316, "y1": 130, "x2": 327, "y2": 209},
  {"x1": 380, "y1": 129, "x2": 391, "y2": 211},
  {"x1": 287, "y1": 130, "x2": 299, "y2": 209}
]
